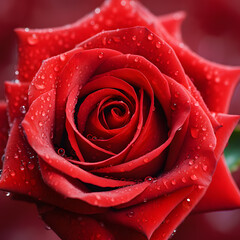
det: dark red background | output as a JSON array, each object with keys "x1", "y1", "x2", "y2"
[{"x1": 0, "y1": 0, "x2": 239, "y2": 239}]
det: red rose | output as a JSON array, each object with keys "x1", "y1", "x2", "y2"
[{"x1": 0, "y1": 0, "x2": 239, "y2": 239}]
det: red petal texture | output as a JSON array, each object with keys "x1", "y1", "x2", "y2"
[
  {"x1": 0, "y1": 102, "x2": 8, "y2": 169},
  {"x1": 0, "y1": 120, "x2": 106, "y2": 215},
  {"x1": 5, "y1": 81, "x2": 29, "y2": 124},
  {"x1": 195, "y1": 114, "x2": 240, "y2": 212},
  {"x1": 158, "y1": 11, "x2": 186, "y2": 41},
  {"x1": 38, "y1": 205, "x2": 114, "y2": 240},
  {"x1": 15, "y1": 0, "x2": 240, "y2": 113},
  {"x1": 0, "y1": 0, "x2": 239, "y2": 239}
]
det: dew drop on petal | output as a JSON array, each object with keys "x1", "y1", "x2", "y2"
[
  {"x1": 147, "y1": 33, "x2": 153, "y2": 41},
  {"x1": 127, "y1": 211, "x2": 134, "y2": 218},
  {"x1": 27, "y1": 162, "x2": 35, "y2": 171},
  {"x1": 59, "y1": 54, "x2": 66, "y2": 61},
  {"x1": 190, "y1": 128, "x2": 199, "y2": 138},
  {"x1": 20, "y1": 166, "x2": 25, "y2": 171},
  {"x1": 57, "y1": 148, "x2": 65, "y2": 156},
  {"x1": 6, "y1": 192, "x2": 11, "y2": 197},
  {"x1": 190, "y1": 174, "x2": 198, "y2": 181},
  {"x1": 171, "y1": 179, "x2": 176, "y2": 185},
  {"x1": 145, "y1": 176, "x2": 153, "y2": 182},
  {"x1": 188, "y1": 160, "x2": 194, "y2": 166},
  {"x1": 98, "y1": 52, "x2": 104, "y2": 59},
  {"x1": 143, "y1": 157, "x2": 149, "y2": 163},
  {"x1": 181, "y1": 177, "x2": 186, "y2": 183},
  {"x1": 27, "y1": 34, "x2": 38, "y2": 45},
  {"x1": 155, "y1": 41, "x2": 161, "y2": 48},
  {"x1": 202, "y1": 164, "x2": 208, "y2": 172},
  {"x1": 10, "y1": 170, "x2": 16, "y2": 177},
  {"x1": 19, "y1": 105, "x2": 26, "y2": 114}
]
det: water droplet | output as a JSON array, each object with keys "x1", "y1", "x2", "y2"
[
  {"x1": 143, "y1": 157, "x2": 149, "y2": 163},
  {"x1": 15, "y1": 70, "x2": 19, "y2": 76},
  {"x1": 174, "y1": 71, "x2": 179, "y2": 76},
  {"x1": 171, "y1": 179, "x2": 176, "y2": 185},
  {"x1": 190, "y1": 174, "x2": 198, "y2": 181},
  {"x1": 27, "y1": 162, "x2": 35, "y2": 171},
  {"x1": 202, "y1": 164, "x2": 208, "y2": 172},
  {"x1": 132, "y1": 35, "x2": 137, "y2": 41},
  {"x1": 190, "y1": 128, "x2": 199, "y2": 138},
  {"x1": 20, "y1": 105, "x2": 26, "y2": 114},
  {"x1": 10, "y1": 170, "x2": 16, "y2": 177},
  {"x1": 155, "y1": 41, "x2": 161, "y2": 48},
  {"x1": 54, "y1": 66, "x2": 60, "y2": 72},
  {"x1": 181, "y1": 177, "x2": 186, "y2": 183},
  {"x1": 121, "y1": 0, "x2": 126, "y2": 6},
  {"x1": 45, "y1": 225, "x2": 51, "y2": 230},
  {"x1": 34, "y1": 83, "x2": 45, "y2": 90},
  {"x1": 57, "y1": 148, "x2": 65, "y2": 156},
  {"x1": 215, "y1": 77, "x2": 220, "y2": 83},
  {"x1": 96, "y1": 194, "x2": 101, "y2": 200},
  {"x1": 188, "y1": 160, "x2": 194, "y2": 166},
  {"x1": 113, "y1": 36, "x2": 121, "y2": 43},
  {"x1": 147, "y1": 33, "x2": 153, "y2": 41},
  {"x1": 127, "y1": 211, "x2": 134, "y2": 218},
  {"x1": 209, "y1": 143, "x2": 214, "y2": 148},
  {"x1": 171, "y1": 103, "x2": 177, "y2": 111},
  {"x1": 134, "y1": 57, "x2": 139, "y2": 62},
  {"x1": 25, "y1": 28, "x2": 29, "y2": 32},
  {"x1": 145, "y1": 176, "x2": 153, "y2": 182},
  {"x1": 6, "y1": 192, "x2": 11, "y2": 197},
  {"x1": 95, "y1": 8, "x2": 100, "y2": 14},
  {"x1": 20, "y1": 165, "x2": 25, "y2": 171},
  {"x1": 27, "y1": 34, "x2": 38, "y2": 45},
  {"x1": 98, "y1": 52, "x2": 104, "y2": 59},
  {"x1": 59, "y1": 54, "x2": 66, "y2": 61},
  {"x1": 38, "y1": 121, "x2": 43, "y2": 127}
]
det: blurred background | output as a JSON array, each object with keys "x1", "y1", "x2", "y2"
[{"x1": 0, "y1": 0, "x2": 239, "y2": 239}]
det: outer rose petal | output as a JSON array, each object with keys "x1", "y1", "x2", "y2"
[
  {"x1": 158, "y1": 11, "x2": 186, "y2": 41},
  {"x1": 15, "y1": 0, "x2": 240, "y2": 113},
  {"x1": 0, "y1": 120, "x2": 104, "y2": 215},
  {"x1": 0, "y1": 102, "x2": 8, "y2": 169},
  {"x1": 195, "y1": 114, "x2": 240, "y2": 212},
  {"x1": 159, "y1": 24, "x2": 240, "y2": 113},
  {"x1": 5, "y1": 81, "x2": 29, "y2": 123},
  {"x1": 38, "y1": 204, "x2": 114, "y2": 240}
]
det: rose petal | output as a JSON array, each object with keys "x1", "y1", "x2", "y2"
[
  {"x1": 117, "y1": 84, "x2": 216, "y2": 209},
  {"x1": 0, "y1": 102, "x2": 8, "y2": 169},
  {"x1": 161, "y1": 28, "x2": 240, "y2": 112},
  {"x1": 94, "y1": 55, "x2": 171, "y2": 122},
  {"x1": 5, "y1": 81, "x2": 29, "y2": 123},
  {"x1": 22, "y1": 90, "x2": 135, "y2": 188},
  {"x1": 38, "y1": 204, "x2": 114, "y2": 240},
  {"x1": 38, "y1": 158, "x2": 151, "y2": 207},
  {"x1": 104, "y1": 186, "x2": 197, "y2": 239},
  {"x1": 158, "y1": 11, "x2": 186, "y2": 41},
  {"x1": 195, "y1": 113, "x2": 240, "y2": 212},
  {"x1": 15, "y1": 0, "x2": 157, "y2": 82},
  {"x1": 0, "y1": 120, "x2": 103, "y2": 215},
  {"x1": 78, "y1": 27, "x2": 188, "y2": 88},
  {"x1": 195, "y1": 155, "x2": 240, "y2": 212},
  {"x1": 150, "y1": 185, "x2": 206, "y2": 240}
]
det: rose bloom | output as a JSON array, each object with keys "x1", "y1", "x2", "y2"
[{"x1": 0, "y1": 0, "x2": 240, "y2": 240}]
